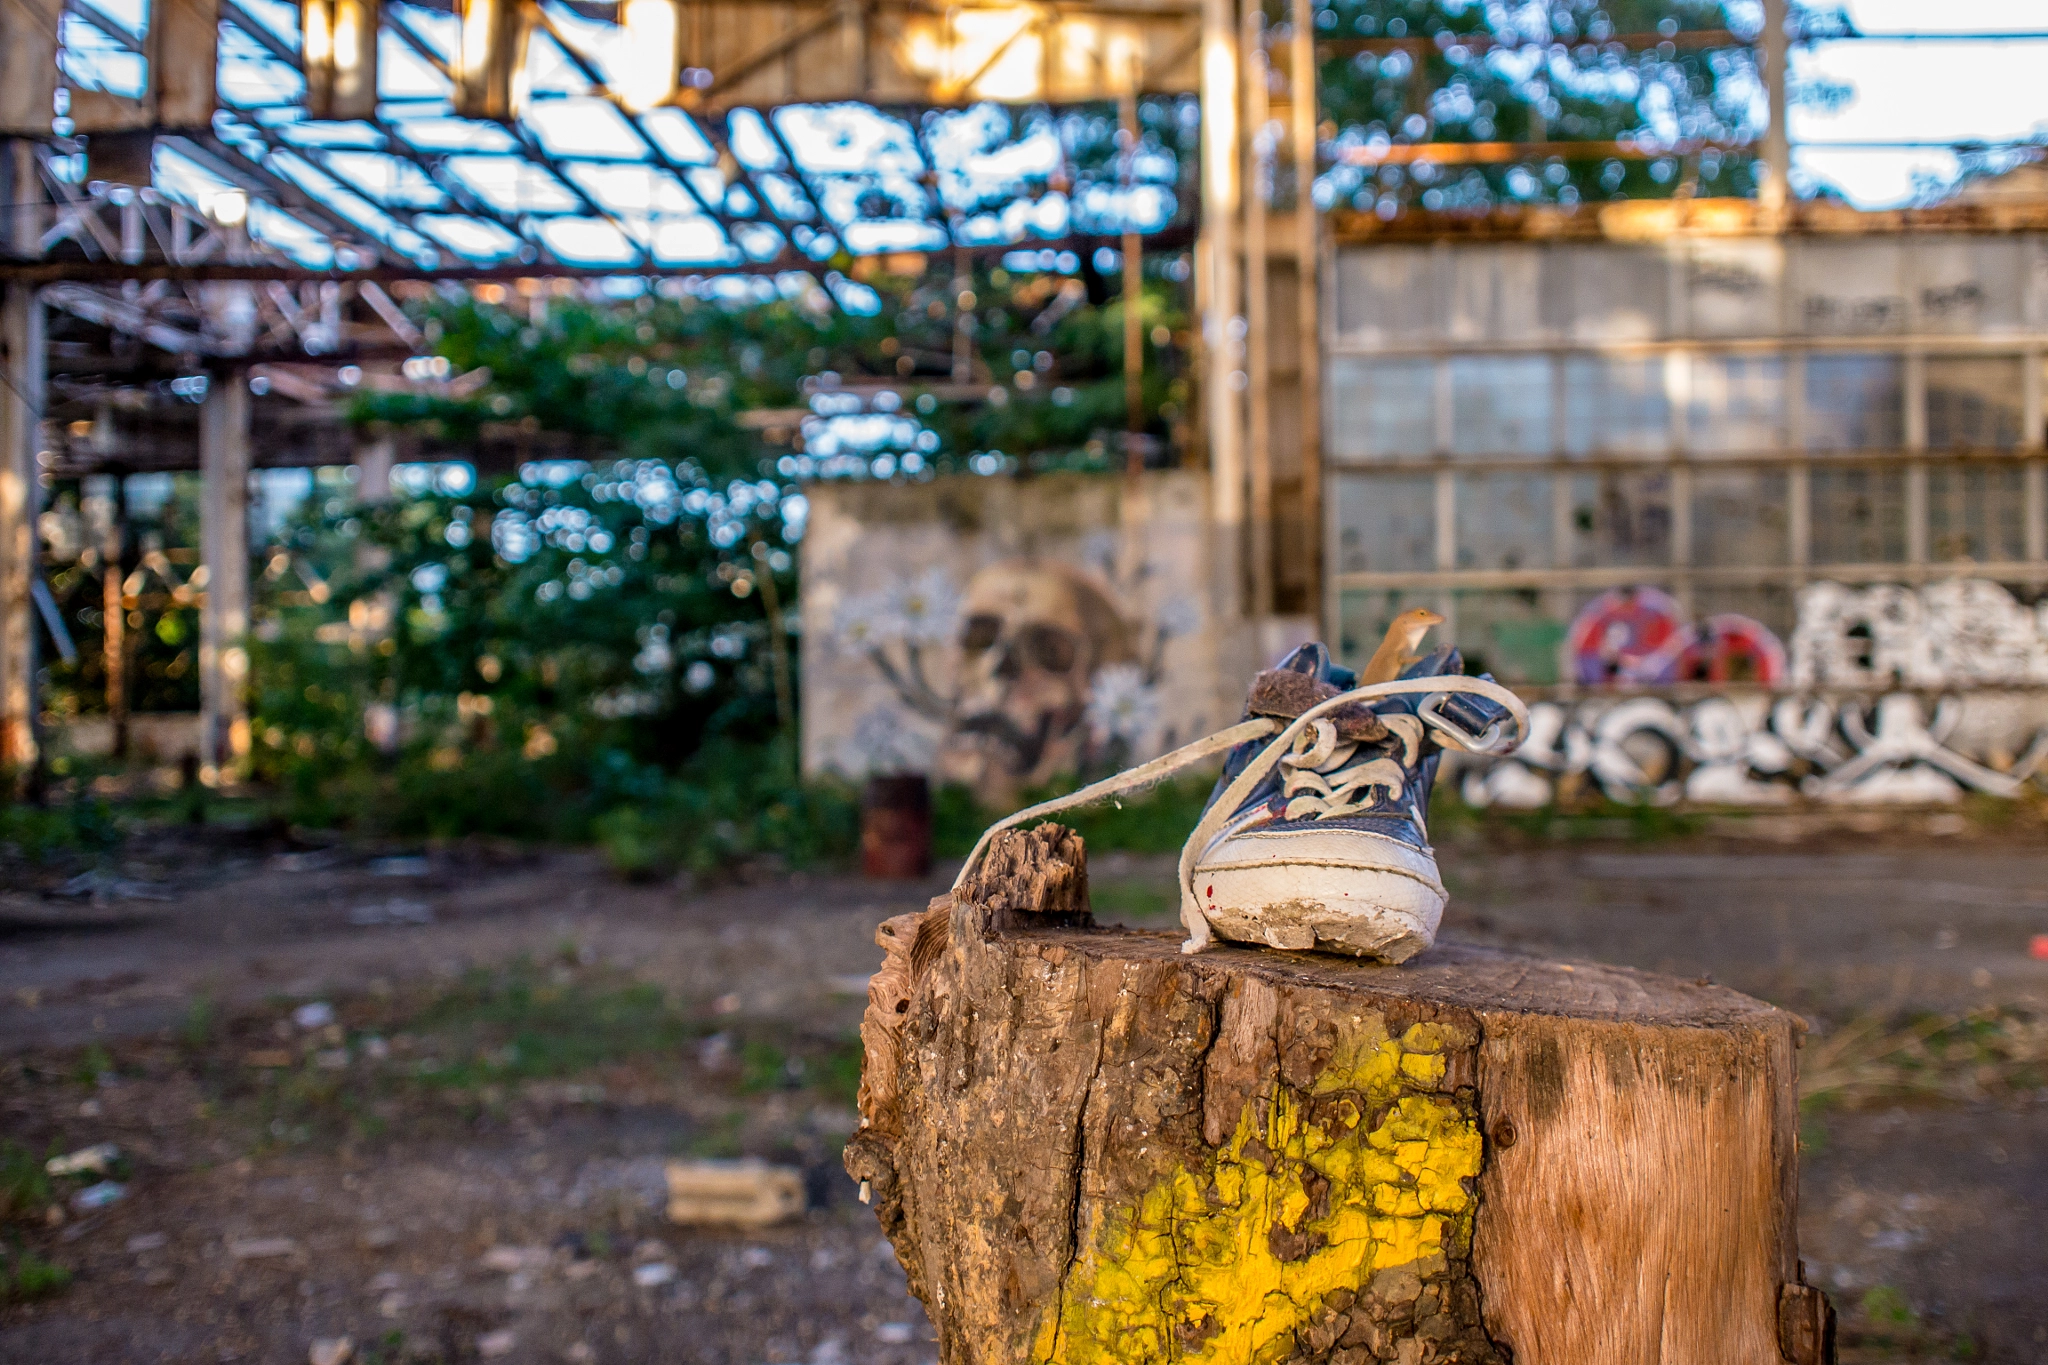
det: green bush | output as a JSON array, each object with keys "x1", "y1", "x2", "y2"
[
  {"x1": 592, "y1": 740, "x2": 860, "y2": 879},
  {"x1": 0, "y1": 1247, "x2": 71, "y2": 1303},
  {"x1": 934, "y1": 772, "x2": 1219, "y2": 858},
  {"x1": 0, "y1": 798, "x2": 120, "y2": 863},
  {"x1": 0, "y1": 1142, "x2": 51, "y2": 1223}
]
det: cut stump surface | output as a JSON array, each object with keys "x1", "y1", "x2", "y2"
[{"x1": 847, "y1": 826, "x2": 1828, "y2": 1365}]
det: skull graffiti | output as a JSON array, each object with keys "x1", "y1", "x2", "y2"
[{"x1": 936, "y1": 560, "x2": 1137, "y2": 798}]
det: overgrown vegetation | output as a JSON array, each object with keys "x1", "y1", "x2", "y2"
[
  {"x1": 0, "y1": 1245, "x2": 72, "y2": 1304},
  {"x1": 0, "y1": 797, "x2": 120, "y2": 864},
  {"x1": 1799, "y1": 1009, "x2": 2048, "y2": 1109},
  {"x1": 31, "y1": 267, "x2": 1197, "y2": 871},
  {"x1": 195, "y1": 960, "x2": 863, "y2": 1150},
  {"x1": 0, "y1": 1142, "x2": 52, "y2": 1224}
]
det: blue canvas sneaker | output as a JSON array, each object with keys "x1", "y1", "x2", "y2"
[{"x1": 954, "y1": 641, "x2": 1526, "y2": 962}]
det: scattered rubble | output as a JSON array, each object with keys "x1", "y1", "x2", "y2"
[
  {"x1": 665, "y1": 1159, "x2": 806, "y2": 1227},
  {"x1": 292, "y1": 1002, "x2": 336, "y2": 1030},
  {"x1": 347, "y1": 898, "x2": 436, "y2": 927},
  {"x1": 229, "y1": 1237, "x2": 301, "y2": 1260},
  {"x1": 45, "y1": 1144, "x2": 119, "y2": 1177},
  {"x1": 70, "y1": 1182, "x2": 125, "y2": 1211}
]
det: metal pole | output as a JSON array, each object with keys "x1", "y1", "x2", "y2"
[
  {"x1": 103, "y1": 473, "x2": 128, "y2": 759},
  {"x1": 1121, "y1": 89, "x2": 1145, "y2": 478},
  {"x1": 0, "y1": 282, "x2": 42, "y2": 779},
  {"x1": 952, "y1": 245, "x2": 975, "y2": 385},
  {"x1": 1243, "y1": 0, "x2": 1273, "y2": 617},
  {"x1": 1759, "y1": 0, "x2": 1789, "y2": 217},
  {"x1": 751, "y1": 539, "x2": 796, "y2": 759},
  {"x1": 199, "y1": 371, "x2": 252, "y2": 785},
  {"x1": 1201, "y1": 0, "x2": 1244, "y2": 620},
  {"x1": 1292, "y1": 0, "x2": 1323, "y2": 626}
]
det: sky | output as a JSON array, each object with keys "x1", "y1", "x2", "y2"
[{"x1": 1792, "y1": 0, "x2": 2048, "y2": 207}]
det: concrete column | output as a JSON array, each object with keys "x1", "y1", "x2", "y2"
[
  {"x1": 198, "y1": 372, "x2": 252, "y2": 784},
  {"x1": 356, "y1": 437, "x2": 395, "y2": 503},
  {"x1": 1201, "y1": 0, "x2": 1243, "y2": 621},
  {"x1": 0, "y1": 283, "x2": 43, "y2": 775},
  {"x1": 1291, "y1": 0, "x2": 1323, "y2": 630},
  {"x1": 1243, "y1": 0, "x2": 1273, "y2": 617}
]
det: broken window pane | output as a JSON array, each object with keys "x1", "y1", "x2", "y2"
[
  {"x1": 1925, "y1": 356, "x2": 2023, "y2": 450},
  {"x1": 1928, "y1": 462, "x2": 2026, "y2": 562},
  {"x1": 1810, "y1": 465, "x2": 1908, "y2": 564},
  {"x1": 1693, "y1": 584, "x2": 1795, "y2": 643},
  {"x1": 1691, "y1": 468, "x2": 1789, "y2": 567},
  {"x1": 1562, "y1": 355, "x2": 1670, "y2": 456},
  {"x1": 1456, "y1": 473, "x2": 1552, "y2": 571},
  {"x1": 1453, "y1": 589, "x2": 1564, "y2": 686},
  {"x1": 1327, "y1": 356, "x2": 1435, "y2": 460},
  {"x1": 1804, "y1": 353, "x2": 1904, "y2": 451},
  {"x1": 1334, "y1": 473, "x2": 1436, "y2": 574},
  {"x1": 1687, "y1": 354, "x2": 1786, "y2": 453},
  {"x1": 1336, "y1": 589, "x2": 1436, "y2": 670},
  {"x1": 1449, "y1": 356, "x2": 1551, "y2": 457},
  {"x1": 1563, "y1": 470, "x2": 1673, "y2": 568}
]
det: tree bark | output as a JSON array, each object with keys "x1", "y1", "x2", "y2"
[{"x1": 846, "y1": 827, "x2": 1831, "y2": 1365}]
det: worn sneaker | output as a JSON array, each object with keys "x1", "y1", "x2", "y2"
[
  {"x1": 1179, "y1": 642, "x2": 1521, "y2": 960},
  {"x1": 952, "y1": 641, "x2": 1527, "y2": 962}
]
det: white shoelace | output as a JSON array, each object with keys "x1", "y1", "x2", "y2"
[
  {"x1": 1277, "y1": 713, "x2": 1427, "y2": 822},
  {"x1": 953, "y1": 675, "x2": 1529, "y2": 956}
]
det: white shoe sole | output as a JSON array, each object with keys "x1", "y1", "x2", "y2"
[{"x1": 1190, "y1": 825, "x2": 1446, "y2": 962}]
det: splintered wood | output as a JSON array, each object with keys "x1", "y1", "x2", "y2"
[{"x1": 845, "y1": 826, "x2": 1829, "y2": 1365}]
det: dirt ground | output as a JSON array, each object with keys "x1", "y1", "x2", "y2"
[{"x1": 2, "y1": 811, "x2": 2046, "y2": 1364}]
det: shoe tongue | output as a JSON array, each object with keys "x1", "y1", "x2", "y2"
[
  {"x1": 1271, "y1": 640, "x2": 1356, "y2": 690},
  {"x1": 1400, "y1": 645, "x2": 1462, "y2": 680},
  {"x1": 1244, "y1": 668, "x2": 1387, "y2": 742}
]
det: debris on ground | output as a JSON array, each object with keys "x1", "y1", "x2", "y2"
[
  {"x1": 47, "y1": 871, "x2": 173, "y2": 903},
  {"x1": 44, "y1": 1144, "x2": 119, "y2": 1178},
  {"x1": 347, "y1": 897, "x2": 435, "y2": 927},
  {"x1": 228, "y1": 1237, "x2": 301, "y2": 1260},
  {"x1": 665, "y1": 1159, "x2": 806, "y2": 1227},
  {"x1": 479, "y1": 1246, "x2": 550, "y2": 1274},
  {"x1": 292, "y1": 1002, "x2": 336, "y2": 1030},
  {"x1": 70, "y1": 1182, "x2": 125, "y2": 1211},
  {"x1": 308, "y1": 1336, "x2": 353, "y2": 1365},
  {"x1": 630, "y1": 1262, "x2": 676, "y2": 1288}
]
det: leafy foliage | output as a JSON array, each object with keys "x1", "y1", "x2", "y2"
[{"x1": 1312, "y1": 0, "x2": 1854, "y2": 213}]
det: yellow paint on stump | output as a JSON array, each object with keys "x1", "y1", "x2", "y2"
[{"x1": 1032, "y1": 1019, "x2": 1484, "y2": 1364}]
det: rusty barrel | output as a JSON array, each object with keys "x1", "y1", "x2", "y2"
[{"x1": 861, "y1": 774, "x2": 933, "y2": 879}]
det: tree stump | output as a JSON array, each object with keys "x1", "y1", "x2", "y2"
[{"x1": 846, "y1": 826, "x2": 1834, "y2": 1365}]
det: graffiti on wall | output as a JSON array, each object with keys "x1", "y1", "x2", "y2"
[
  {"x1": 1567, "y1": 587, "x2": 1788, "y2": 686},
  {"x1": 1790, "y1": 579, "x2": 2048, "y2": 688},
  {"x1": 799, "y1": 472, "x2": 1224, "y2": 804},
  {"x1": 1460, "y1": 692, "x2": 2048, "y2": 808},
  {"x1": 833, "y1": 558, "x2": 1200, "y2": 796},
  {"x1": 1460, "y1": 578, "x2": 2048, "y2": 806}
]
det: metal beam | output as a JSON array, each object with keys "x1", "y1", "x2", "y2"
[
  {"x1": 219, "y1": 0, "x2": 300, "y2": 65},
  {"x1": 0, "y1": 226, "x2": 1196, "y2": 281},
  {"x1": 43, "y1": 280, "x2": 220, "y2": 352}
]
